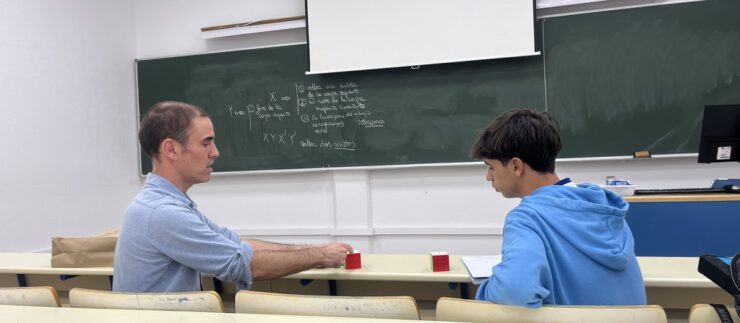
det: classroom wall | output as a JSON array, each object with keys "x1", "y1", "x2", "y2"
[
  {"x1": 0, "y1": 0, "x2": 140, "y2": 252},
  {"x1": 0, "y1": 0, "x2": 736, "y2": 253}
]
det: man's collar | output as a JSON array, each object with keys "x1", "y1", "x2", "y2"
[{"x1": 146, "y1": 173, "x2": 197, "y2": 208}]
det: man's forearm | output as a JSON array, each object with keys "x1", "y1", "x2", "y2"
[
  {"x1": 250, "y1": 248, "x2": 320, "y2": 280},
  {"x1": 245, "y1": 239, "x2": 311, "y2": 251},
  {"x1": 248, "y1": 241, "x2": 353, "y2": 280}
]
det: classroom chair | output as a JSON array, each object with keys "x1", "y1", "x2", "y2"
[
  {"x1": 235, "y1": 290, "x2": 420, "y2": 320},
  {"x1": 688, "y1": 304, "x2": 740, "y2": 323},
  {"x1": 0, "y1": 286, "x2": 61, "y2": 307},
  {"x1": 68, "y1": 287, "x2": 223, "y2": 312},
  {"x1": 435, "y1": 297, "x2": 667, "y2": 323}
]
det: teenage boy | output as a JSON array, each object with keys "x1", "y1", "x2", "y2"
[{"x1": 471, "y1": 109, "x2": 646, "y2": 307}]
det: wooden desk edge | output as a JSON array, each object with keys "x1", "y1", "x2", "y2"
[
  {"x1": 643, "y1": 278, "x2": 716, "y2": 288},
  {"x1": 0, "y1": 268, "x2": 112, "y2": 275},
  {"x1": 283, "y1": 271, "x2": 472, "y2": 283}
]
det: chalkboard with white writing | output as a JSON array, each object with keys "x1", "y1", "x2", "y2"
[{"x1": 137, "y1": 44, "x2": 544, "y2": 173}]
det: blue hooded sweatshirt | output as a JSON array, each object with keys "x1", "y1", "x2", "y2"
[{"x1": 476, "y1": 182, "x2": 646, "y2": 307}]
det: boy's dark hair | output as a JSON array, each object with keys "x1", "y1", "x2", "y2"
[
  {"x1": 138, "y1": 101, "x2": 209, "y2": 158},
  {"x1": 471, "y1": 109, "x2": 561, "y2": 173}
]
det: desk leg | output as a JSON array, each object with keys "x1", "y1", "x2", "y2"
[
  {"x1": 213, "y1": 278, "x2": 224, "y2": 294},
  {"x1": 16, "y1": 274, "x2": 26, "y2": 287},
  {"x1": 328, "y1": 280, "x2": 337, "y2": 296},
  {"x1": 447, "y1": 282, "x2": 470, "y2": 299},
  {"x1": 460, "y1": 283, "x2": 470, "y2": 299},
  {"x1": 109, "y1": 276, "x2": 113, "y2": 290}
]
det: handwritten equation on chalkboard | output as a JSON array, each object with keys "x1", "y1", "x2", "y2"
[{"x1": 223, "y1": 81, "x2": 385, "y2": 154}]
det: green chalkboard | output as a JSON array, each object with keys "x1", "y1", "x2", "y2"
[
  {"x1": 544, "y1": 0, "x2": 740, "y2": 158},
  {"x1": 137, "y1": 0, "x2": 740, "y2": 172},
  {"x1": 137, "y1": 44, "x2": 545, "y2": 173}
]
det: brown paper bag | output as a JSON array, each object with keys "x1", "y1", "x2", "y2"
[{"x1": 51, "y1": 229, "x2": 119, "y2": 268}]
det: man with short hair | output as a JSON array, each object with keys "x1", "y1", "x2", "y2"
[
  {"x1": 113, "y1": 101, "x2": 353, "y2": 292},
  {"x1": 471, "y1": 109, "x2": 646, "y2": 307}
]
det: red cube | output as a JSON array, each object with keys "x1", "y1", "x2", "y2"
[
  {"x1": 346, "y1": 252, "x2": 362, "y2": 270},
  {"x1": 431, "y1": 252, "x2": 450, "y2": 272}
]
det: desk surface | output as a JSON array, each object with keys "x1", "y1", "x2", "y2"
[
  {"x1": 0, "y1": 253, "x2": 468, "y2": 282},
  {"x1": 624, "y1": 193, "x2": 740, "y2": 203},
  {"x1": 283, "y1": 254, "x2": 469, "y2": 282},
  {"x1": 0, "y1": 304, "x2": 451, "y2": 323},
  {"x1": 0, "y1": 253, "x2": 112, "y2": 275},
  {"x1": 0, "y1": 253, "x2": 714, "y2": 288},
  {"x1": 637, "y1": 257, "x2": 710, "y2": 288}
]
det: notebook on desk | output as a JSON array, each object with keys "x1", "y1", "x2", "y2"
[{"x1": 461, "y1": 255, "x2": 501, "y2": 285}]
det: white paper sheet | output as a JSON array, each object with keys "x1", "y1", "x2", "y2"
[{"x1": 462, "y1": 255, "x2": 502, "y2": 285}]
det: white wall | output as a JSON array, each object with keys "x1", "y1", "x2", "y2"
[
  {"x1": 0, "y1": 0, "x2": 736, "y2": 254},
  {"x1": 133, "y1": 0, "x2": 307, "y2": 58},
  {"x1": 0, "y1": 0, "x2": 140, "y2": 251}
]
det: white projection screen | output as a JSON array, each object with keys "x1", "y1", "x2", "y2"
[{"x1": 305, "y1": 0, "x2": 539, "y2": 74}]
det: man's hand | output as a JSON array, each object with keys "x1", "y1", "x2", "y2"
[
  {"x1": 251, "y1": 241, "x2": 354, "y2": 280},
  {"x1": 314, "y1": 243, "x2": 354, "y2": 268}
]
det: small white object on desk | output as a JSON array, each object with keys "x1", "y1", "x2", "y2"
[
  {"x1": 600, "y1": 184, "x2": 636, "y2": 196},
  {"x1": 603, "y1": 176, "x2": 635, "y2": 196},
  {"x1": 461, "y1": 255, "x2": 502, "y2": 285}
]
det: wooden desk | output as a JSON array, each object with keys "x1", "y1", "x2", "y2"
[
  {"x1": 637, "y1": 257, "x2": 711, "y2": 288},
  {"x1": 637, "y1": 257, "x2": 732, "y2": 309},
  {"x1": 284, "y1": 254, "x2": 470, "y2": 282},
  {"x1": 0, "y1": 253, "x2": 469, "y2": 281},
  {"x1": 0, "y1": 304, "x2": 453, "y2": 323},
  {"x1": 0, "y1": 253, "x2": 111, "y2": 276},
  {"x1": 0, "y1": 253, "x2": 731, "y2": 308},
  {"x1": 0, "y1": 253, "x2": 717, "y2": 287},
  {"x1": 281, "y1": 254, "x2": 472, "y2": 299},
  {"x1": 0, "y1": 253, "x2": 471, "y2": 298}
]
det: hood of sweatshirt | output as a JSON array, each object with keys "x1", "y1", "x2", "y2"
[{"x1": 517, "y1": 182, "x2": 633, "y2": 270}]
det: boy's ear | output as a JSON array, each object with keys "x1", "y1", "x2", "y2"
[{"x1": 510, "y1": 157, "x2": 525, "y2": 176}]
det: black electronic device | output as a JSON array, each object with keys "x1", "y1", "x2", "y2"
[
  {"x1": 712, "y1": 179, "x2": 740, "y2": 189},
  {"x1": 633, "y1": 188, "x2": 721, "y2": 195},
  {"x1": 633, "y1": 180, "x2": 740, "y2": 196},
  {"x1": 633, "y1": 187, "x2": 727, "y2": 195},
  {"x1": 699, "y1": 255, "x2": 739, "y2": 295},
  {"x1": 698, "y1": 254, "x2": 740, "y2": 318},
  {"x1": 698, "y1": 104, "x2": 740, "y2": 163}
]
